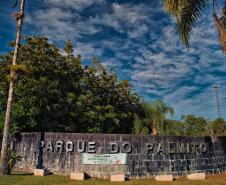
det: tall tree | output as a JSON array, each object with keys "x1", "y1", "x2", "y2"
[
  {"x1": 133, "y1": 100, "x2": 174, "y2": 135},
  {"x1": 0, "y1": 0, "x2": 25, "y2": 175},
  {"x1": 213, "y1": 117, "x2": 226, "y2": 135},
  {"x1": 133, "y1": 102, "x2": 152, "y2": 135},
  {"x1": 163, "y1": 0, "x2": 226, "y2": 53},
  {"x1": 0, "y1": 37, "x2": 141, "y2": 134},
  {"x1": 181, "y1": 115, "x2": 209, "y2": 136},
  {"x1": 151, "y1": 100, "x2": 174, "y2": 135}
]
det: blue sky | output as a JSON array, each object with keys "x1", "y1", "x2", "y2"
[{"x1": 1, "y1": 0, "x2": 226, "y2": 120}]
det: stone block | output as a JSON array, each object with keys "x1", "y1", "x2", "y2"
[
  {"x1": 187, "y1": 173, "x2": 206, "y2": 180},
  {"x1": 155, "y1": 175, "x2": 173, "y2": 181},
  {"x1": 70, "y1": 172, "x2": 85, "y2": 180},
  {"x1": 33, "y1": 169, "x2": 46, "y2": 176},
  {"x1": 110, "y1": 173, "x2": 125, "y2": 182}
]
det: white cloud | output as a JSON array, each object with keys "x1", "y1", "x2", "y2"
[
  {"x1": 87, "y1": 2, "x2": 150, "y2": 37},
  {"x1": 165, "y1": 85, "x2": 226, "y2": 120},
  {"x1": 24, "y1": 1, "x2": 226, "y2": 120},
  {"x1": 46, "y1": 0, "x2": 104, "y2": 11},
  {"x1": 73, "y1": 42, "x2": 103, "y2": 59},
  {"x1": 25, "y1": 3, "x2": 102, "y2": 41}
]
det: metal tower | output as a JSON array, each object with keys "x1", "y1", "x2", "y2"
[{"x1": 214, "y1": 84, "x2": 222, "y2": 118}]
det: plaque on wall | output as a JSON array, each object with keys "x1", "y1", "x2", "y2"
[{"x1": 82, "y1": 153, "x2": 127, "y2": 165}]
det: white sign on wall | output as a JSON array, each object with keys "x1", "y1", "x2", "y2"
[{"x1": 82, "y1": 153, "x2": 127, "y2": 165}]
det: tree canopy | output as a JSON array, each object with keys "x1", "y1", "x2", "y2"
[
  {"x1": 1, "y1": 37, "x2": 226, "y2": 136},
  {"x1": 133, "y1": 100, "x2": 174, "y2": 135},
  {"x1": 0, "y1": 37, "x2": 140, "y2": 134}
]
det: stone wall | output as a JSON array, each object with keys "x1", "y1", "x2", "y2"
[{"x1": 9, "y1": 133, "x2": 226, "y2": 179}]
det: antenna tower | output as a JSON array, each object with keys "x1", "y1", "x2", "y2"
[{"x1": 214, "y1": 84, "x2": 222, "y2": 118}]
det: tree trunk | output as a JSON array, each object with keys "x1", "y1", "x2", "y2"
[
  {"x1": 0, "y1": 0, "x2": 25, "y2": 175},
  {"x1": 151, "y1": 120, "x2": 158, "y2": 135}
]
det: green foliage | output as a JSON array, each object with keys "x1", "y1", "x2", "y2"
[
  {"x1": 165, "y1": 115, "x2": 213, "y2": 136},
  {"x1": 0, "y1": 54, "x2": 10, "y2": 132},
  {"x1": 0, "y1": 149, "x2": 22, "y2": 175},
  {"x1": 163, "y1": 0, "x2": 211, "y2": 48},
  {"x1": 182, "y1": 115, "x2": 208, "y2": 136},
  {"x1": 1, "y1": 37, "x2": 225, "y2": 136},
  {"x1": 151, "y1": 100, "x2": 174, "y2": 135},
  {"x1": 133, "y1": 102, "x2": 153, "y2": 135},
  {"x1": 133, "y1": 100, "x2": 174, "y2": 135},
  {"x1": 213, "y1": 117, "x2": 226, "y2": 135},
  {"x1": 64, "y1": 40, "x2": 74, "y2": 56},
  {"x1": 0, "y1": 37, "x2": 140, "y2": 134},
  {"x1": 164, "y1": 119, "x2": 186, "y2": 136},
  {"x1": 133, "y1": 113, "x2": 149, "y2": 135},
  {"x1": 136, "y1": 112, "x2": 225, "y2": 137},
  {"x1": 158, "y1": 115, "x2": 226, "y2": 136},
  {"x1": 7, "y1": 150, "x2": 22, "y2": 174},
  {"x1": 181, "y1": 115, "x2": 209, "y2": 136}
]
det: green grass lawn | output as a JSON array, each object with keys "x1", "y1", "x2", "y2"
[{"x1": 1, "y1": 174, "x2": 226, "y2": 185}]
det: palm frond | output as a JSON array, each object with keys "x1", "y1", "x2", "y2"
[
  {"x1": 163, "y1": 0, "x2": 210, "y2": 48},
  {"x1": 179, "y1": 0, "x2": 210, "y2": 47},
  {"x1": 164, "y1": 0, "x2": 188, "y2": 22}
]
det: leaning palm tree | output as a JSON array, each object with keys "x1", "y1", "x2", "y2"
[
  {"x1": 0, "y1": 0, "x2": 25, "y2": 175},
  {"x1": 1, "y1": 0, "x2": 44, "y2": 175},
  {"x1": 163, "y1": 0, "x2": 226, "y2": 53}
]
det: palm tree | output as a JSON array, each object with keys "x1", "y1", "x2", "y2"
[
  {"x1": 151, "y1": 100, "x2": 174, "y2": 135},
  {"x1": 163, "y1": 0, "x2": 226, "y2": 52},
  {"x1": 133, "y1": 114, "x2": 149, "y2": 135},
  {"x1": 133, "y1": 102, "x2": 152, "y2": 134},
  {"x1": 133, "y1": 100, "x2": 174, "y2": 135},
  {"x1": 0, "y1": 0, "x2": 25, "y2": 175},
  {"x1": 1, "y1": 0, "x2": 45, "y2": 175}
]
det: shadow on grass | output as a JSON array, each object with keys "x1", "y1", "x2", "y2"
[{"x1": 11, "y1": 172, "x2": 33, "y2": 176}]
